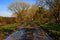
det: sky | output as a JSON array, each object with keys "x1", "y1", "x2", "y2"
[{"x1": 0, "y1": 0, "x2": 35, "y2": 17}]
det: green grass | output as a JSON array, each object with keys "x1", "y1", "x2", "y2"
[
  {"x1": 0, "y1": 21, "x2": 60, "y2": 35},
  {"x1": 41, "y1": 24, "x2": 60, "y2": 33},
  {"x1": 26, "y1": 24, "x2": 31, "y2": 28},
  {"x1": 0, "y1": 22, "x2": 24, "y2": 34},
  {"x1": 34, "y1": 21, "x2": 60, "y2": 34}
]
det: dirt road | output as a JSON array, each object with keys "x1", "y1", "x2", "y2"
[{"x1": 5, "y1": 22, "x2": 53, "y2": 40}]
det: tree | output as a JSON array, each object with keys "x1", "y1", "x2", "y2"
[
  {"x1": 35, "y1": 0, "x2": 45, "y2": 7},
  {"x1": 35, "y1": 0, "x2": 60, "y2": 24},
  {"x1": 8, "y1": 1, "x2": 30, "y2": 21},
  {"x1": 26, "y1": 5, "x2": 38, "y2": 21},
  {"x1": 46, "y1": 0, "x2": 60, "y2": 24}
]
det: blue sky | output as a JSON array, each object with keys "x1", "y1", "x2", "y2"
[{"x1": 0, "y1": 0, "x2": 35, "y2": 17}]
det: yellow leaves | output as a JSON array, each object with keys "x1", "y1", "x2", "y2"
[{"x1": 27, "y1": 5, "x2": 38, "y2": 17}]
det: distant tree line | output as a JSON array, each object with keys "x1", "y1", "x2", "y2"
[{"x1": 0, "y1": 16, "x2": 16, "y2": 26}]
